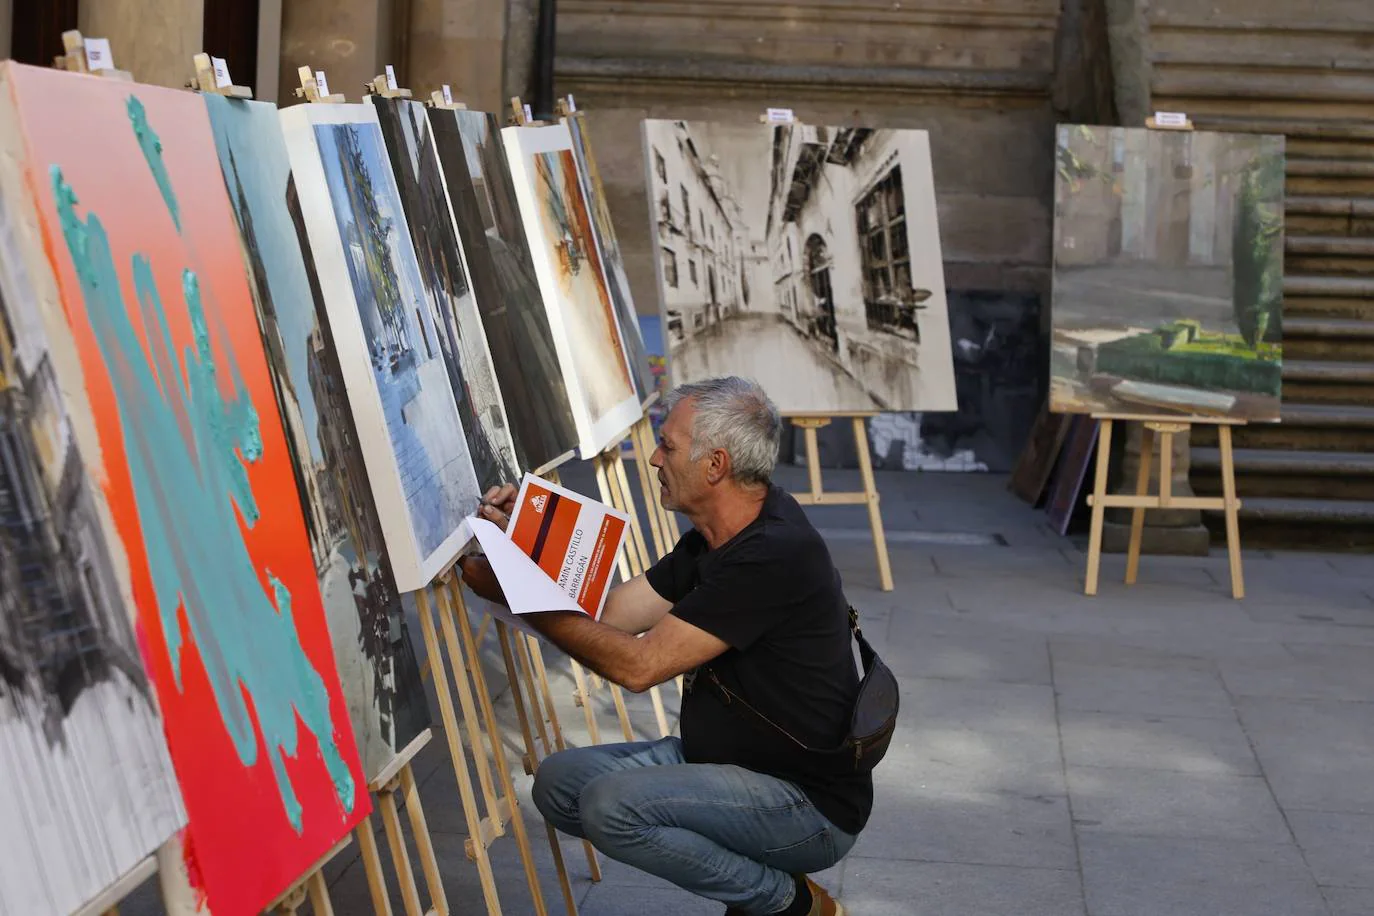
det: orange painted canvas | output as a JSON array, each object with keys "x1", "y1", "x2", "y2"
[{"x1": 0, "y1": 62, "x2": 369, "y2": 915}]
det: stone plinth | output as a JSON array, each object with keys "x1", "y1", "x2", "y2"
[{"x1": 1101, "y1": 421, "x2": 1211, "y2": 555}]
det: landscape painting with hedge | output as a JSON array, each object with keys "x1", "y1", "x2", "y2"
[{"x1": 1049, "y1": 124, "x2": 1284, "y2": 422}]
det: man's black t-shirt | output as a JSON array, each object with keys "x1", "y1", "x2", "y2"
[{"x1": 645, "y1": 484, "x2": 874, "y2": 835}]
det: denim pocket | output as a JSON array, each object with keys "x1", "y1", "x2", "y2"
[{"x1": 760, "y1": 828, "x2": 837, "y2": 873}]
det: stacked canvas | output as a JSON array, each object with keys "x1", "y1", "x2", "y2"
[{"x1": 0, "y1": 62, "x2": 370, "y2": 915}]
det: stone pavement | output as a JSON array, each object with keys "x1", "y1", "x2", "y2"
[{"x1": 122, "y1": 464, "x2": 1374, "y2": 916}]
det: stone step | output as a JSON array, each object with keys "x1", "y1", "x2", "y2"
[
  {"x1": 1283, "y1": 317, "x2": 1374, "y2": 360},
  {"x1": 1281, "y1": 359, "x2": 1374, "y2": 405},
  {"x1": 1287, "y1": 236, "x2": 1374, "y2": 257},
  {"x1": 1199, "y1": 496, "x2": 1374, "y2": 550},
  {"x1": 1189, "y1": 115, "x2": 1374, "y2": 143},
  {"x1": 1287, "y1": 196, "x2": 1374, "y2": 217},
  {"x1": 1284, "y1": 274, "x2": 1374, "y2": 296},
  {"x1": 1287, "y1": 158, "x2": 1374, "y2": 179},
  {"x1": 1195, "y1": 446, "x2": 1374, "y2": 477},
  {"x1": 1195, "y1": 402, "x2": 1374, "y2": 452}
]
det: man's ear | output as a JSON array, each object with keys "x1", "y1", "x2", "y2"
[{"x1": 706, "y1": 447, "x2": 731, "y2": 485}]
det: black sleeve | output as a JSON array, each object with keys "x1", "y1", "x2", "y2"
[
  {"x1": 669, "y1": 539, "x2": 797, "y2": 652},
  {"x1": 645, "y1": 530, "x2": 700, "y2": 602}
]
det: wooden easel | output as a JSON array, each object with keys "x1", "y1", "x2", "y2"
[
  {"x1": 352, "y1": 730, "x2": 450, "y2": 916},
  {"x1": 788, "y1": 413, "x2": 894, "y2": 592},
  {"x1": 294, "y1": 64, "x2": 346, "y2": 103},
  {"x1": 53, "y1": 30, "x2": 133, "y2": 80},
  {"x1": 366, "y1": 66, "x2": 414, "y2": 100},
  {"x1": 1079, "y1": 109, "x2": 1244, "y2": 601},
  {"x1": 267, "y1": 836, "x2": 353, "y2": 916},
  {"x1": 413, "y1": 562, "x2": 574, "y2": 915},
  {"x1": 1082, "y1": 414, "x2": 1245, "y2": 599}
]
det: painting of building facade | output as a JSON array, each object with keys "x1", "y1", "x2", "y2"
[
  {"x1": 281, "y1": 102, "x2": 483, "y2": 593},
  {"x1": 429, "y1": 109, "x2": 579, "y2": 473},
  {"x1": 567, "y1": 113, "x2": 657, "y2": 406},
  {"x1": 371, "y1": 97, "x2": 519, "y2": 491},
  {"x1": 1051, "y1": 124, "x2": 1285, "y2": 421},
  {"x1": 503, "y1": 123, "x2": 642, "y2": 457},
  {"x1": 0, "y1": 184, "x2": 186, "y2": 916},
  {"x1": 641, "y1": 119, "x2": 957, "y2": 414},
  {"x1": 206, "y1": 95, "x2": 430, "y2": 781},
  {"x1": 0, "y1": 62, "x2": 369, "y2": 915}
]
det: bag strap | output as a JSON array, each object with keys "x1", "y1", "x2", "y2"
[{"x1": 702, "y1": 604, "x2": 872, "y2": 753}]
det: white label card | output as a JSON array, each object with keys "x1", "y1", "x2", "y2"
[
  {"x1": 442, "y1": 84, "x2": 453, "y2": 105},
  {"x1": 211, "y1": 56, "x2": 232, "y2": 88},
  {"x1": 523, "y1": 103, "x2": 533, "y2": 122},
  {"x1": 315, "y1": 70, "x2": 330, "y2": 97},
  {"x1": 1154, "y1": 110, "x2": 1188, "y2": 127},
  {"x1": 766, "y1": 107, "x2": 795, "y2": 123},
  {"x1": 84, "y1": 38, "x2": 113, "y2": 72},
  {"x1": 385, "y1": 64, "x2": 398, "y2": 91}
]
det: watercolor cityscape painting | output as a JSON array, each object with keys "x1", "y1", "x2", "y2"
[
  {"x1": 206, "y1": 95, "x2": 431, "y2": 781},
  {"x1": 504, "y1": 122, "x2": 642, "y2": 458},
  {"x1": 0, "y1": 63, "x2": 369, "y2": 915},
  {"x1": 281, "y1": 102, "x2": 483, "y2": 592},
  {"x1": 371, "y1": 96, "x2": 519, "y2": 492},
  {"x1": 1051, "y1": 124, "x2": 1285, "y2": 421}
]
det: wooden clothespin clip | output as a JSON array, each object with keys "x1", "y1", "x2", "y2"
[
  {"x1": 294, "y1": 65, "x2": 345, "y2": 103},
  {"x1": 189, "y1": 52, "x2": 253, "y2": 99},
  {"x1": 366, "y1": 65, "x2": 413, "y2": 100},
  {"x1": 508, "y1": 96, "x2": 533, "y2": 126},
  {"x1": 426, "y1": 84, "x2": 466, "y2": 110},
  {"x1": 55, "y1": 30, "x2": 132, "y2": 81},
  {"x1": 1146, "y1": 110, "x2": 1194, "y2": 131}
]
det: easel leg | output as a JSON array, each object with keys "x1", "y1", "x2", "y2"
[
  {"x1": 415, "y1": 588, "x2": 503, "y2": 915},
  {"x1": 355, "y1": 814, "x2": 395, "y2": 916},
  {"x1": 435, "y1": 588, "x2": 504, "y2": 836},
  {"x1": 1125, "y1": 424, "x2": 1154, "y2": 586},
  {"x1": 630, "y1": 419, "x2": 668, "y2": 557},
  {"x1": 852, "y1": 416, "x2": 894, "y2": 592},
  {"x1": 307, "y1": 871, "x2": 335, "y2": 916},
  {"x1": 379, "y1": 786, "x2": 424, "y2": 916},
  {"x1": 445, "y1": 583, "x2": 552, "y2": 916},
  {"x1": 1218, "y1": 425, "x2": 1246, "y2": 600},
  {"x1": 1084, "y1": 419, "x2": 1115, "y2": 597},
  {"x1": 401, "y1": 764, "x2": 450, "y2": 916}
]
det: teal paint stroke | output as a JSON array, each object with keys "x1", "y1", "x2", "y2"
[
  {"x1": 127, "y1": 96, "x2": 180, "y2": 233},
  {"x1": 46, "y1": 107, "x2": 356, "y2": 832}
]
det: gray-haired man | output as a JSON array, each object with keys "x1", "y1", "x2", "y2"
[{"x1": 460, "y1": 377, "x2": 867, "y2": 916}]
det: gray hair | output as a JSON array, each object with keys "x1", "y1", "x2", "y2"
[{"x1": 662, "y1": 376, "x2": 781, "y2": 486}]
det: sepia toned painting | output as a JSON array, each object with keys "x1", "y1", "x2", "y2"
[
  {"x1": 371, "y1": 96, "x2": 519, "y2": 491},
  {"x1": 504, "y1": 123, "x2": 642, "y2": 457},
  {"x1": 281, "y1": 102, "x2": 483, "y2": 592},
  {"x1": 1051, "y1": 124, "x2": 1285, "y2": 421},
  {"x1": 429, "y1": 109, "x2": 579, "y2": 473},
  {"x1": 206, "y1": 95, "x2": 431, "y2": 781},
  {"x1": 0, "y1": 62, "x2": 369, "y2": 916},
  {"x1": 641, "y1": 119, "x2": 957, "y2": 414},
  {"x1": 567, "y1": 114, "x2": 657, "y2": 406}
]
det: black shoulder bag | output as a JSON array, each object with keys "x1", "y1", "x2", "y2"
[{"x1": 703, "y1": 604, "x2": 899, "y2": 774}]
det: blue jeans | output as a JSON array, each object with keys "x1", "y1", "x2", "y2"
[{"x1": 531, "y1": 736, "x2": 856, "y2": 914}]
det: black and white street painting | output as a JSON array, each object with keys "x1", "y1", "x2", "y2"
[{"x1": 641, "y1": 120, "x2": 957, "y2": 414}]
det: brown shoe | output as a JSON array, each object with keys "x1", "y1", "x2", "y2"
[{"x1": 803, "y1": 876, "x2": 845, "y2": 916}]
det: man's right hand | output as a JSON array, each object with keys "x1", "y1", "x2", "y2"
[{"x1": 477, "y1": 483, "x2": 518, "y2": 532}]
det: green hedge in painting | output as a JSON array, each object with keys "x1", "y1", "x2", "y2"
[
  {"x1": 1232, "y1": 148, "x2": 1285, "y2": 347},
  {"x1": 1095, "y1": 321, "x2": 1282, "y2": 396}
]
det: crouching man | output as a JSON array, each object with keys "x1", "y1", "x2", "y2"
[{"x1": 459, "y1": 377, "x2": 869, "y2": 916}]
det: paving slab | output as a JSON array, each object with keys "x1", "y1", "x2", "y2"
[
  {"x1": 1079, "y1": 834, "x2": 1327, "y2": 916},
  {"x1": 1236, "y1": 697, "x2": 1374, "y2": 814},
  {"x1": 1066, "y1": 767, "x2": 1290, "y2": 842},
  {"x1": 1324, "y1": 886, "x2": 1374, "y2": 916},
  {"x1": 840, "y1": 858, "x2": 1084, "y2": 916},
  {"x1": 1054, "y1": 663, "x2": 1237, "y2": 720},
  {"x1": 1059, "y1": 709, "x2": 1261, "y2": 776},
  {"x1": 1286, "y1": 809, "x2": 1374, "y2": 889}
]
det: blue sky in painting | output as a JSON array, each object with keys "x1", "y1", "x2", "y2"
[{"x1": 205, "y1": 96, "x2": 323, "y2": 462}]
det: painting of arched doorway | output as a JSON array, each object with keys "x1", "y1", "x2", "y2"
[{"x1": 806, "y1": 233, "x2": 838, "y2": 353}]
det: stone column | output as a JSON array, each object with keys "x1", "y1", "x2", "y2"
[
  {"x1": 79, "y1": 0, "x2": 203, "y2": 88},
  {"x1": 502, "y1": 0, "x2": 539, "y2": 106},
  {"x1": 1103, "y1": 0, "x2": 1151, "y2": 127},
  {"x1": 406, "y1": 0, "x2": 508, "y2": 110},
  {"x1": 1101, "y1": 421, "x2": 1211, "y2": 555},
  {"x1": 277, "y1": 0, "x2": 392, "y2": 106}
]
